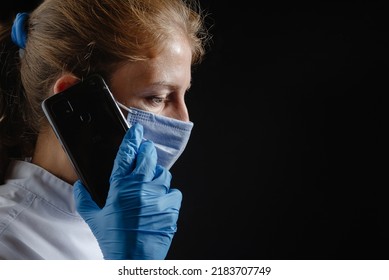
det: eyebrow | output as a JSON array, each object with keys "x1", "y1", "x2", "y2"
[{"x1": 149, "y1": 80, "x2": 192, "y2": 92}]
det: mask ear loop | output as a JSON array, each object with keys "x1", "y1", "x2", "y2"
[
  {"x1": 116, "y1": 101, "x2": 137, "y2": 114},
  {"x1": 116, "y1": 101, "x2": 149, "y2": 143}
]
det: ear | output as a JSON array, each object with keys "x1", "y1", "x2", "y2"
[{"x1": 53, "y1": 74, "x2": 80, "y2": 94}]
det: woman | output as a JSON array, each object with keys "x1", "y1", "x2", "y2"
[{"x1": 0, "y1": 0, "x2": 209, "y2": 259}]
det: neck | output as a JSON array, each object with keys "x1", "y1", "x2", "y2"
[{"x1": 32, "y1": 127, "x2": 78, "y2": 185}]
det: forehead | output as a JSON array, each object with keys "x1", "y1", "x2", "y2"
[{"x1": 110, "y1": 36, "x2": 193, "y2": 92}]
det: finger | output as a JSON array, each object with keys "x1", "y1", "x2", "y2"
[
  {"x1": 141, "y1": 164, "x2": 172, "y2": 195},
  {"x1": 132, "y1": 139, "x2": 158, "y2": 182},
  {"x1": 164, "y1": 188, "x2": 183, "y2": 212},
  {"x1": 151, "y1": 188, "x2": 183, "y2": 232},
  {"x1": 110, "y1": 123, "x2": 144, "y2": 182},
  {"x1": 73, "y1": 180, "x2": 100, "y2": 219}
]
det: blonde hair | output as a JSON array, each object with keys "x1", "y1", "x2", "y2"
[{"x1": 0, "y1": 0, "x2": 210, "y2": 180}]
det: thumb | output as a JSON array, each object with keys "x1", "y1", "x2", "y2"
[{"x1": 73, "y1": 180, "x2": 100, "y2": 218}]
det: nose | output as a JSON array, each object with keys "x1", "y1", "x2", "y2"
[{"x1": 165, "y1": 100, "x2": 189, "y2": 122}]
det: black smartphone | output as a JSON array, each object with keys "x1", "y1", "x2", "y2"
[{"x1": 41, "y1": 74, "x2": 129, "y2": 208}]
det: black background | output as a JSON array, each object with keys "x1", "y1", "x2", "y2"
[{"x1": 2, "y1": 1, "x2": 387, "y2": 260}]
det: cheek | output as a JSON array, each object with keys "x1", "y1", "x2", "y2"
[
  {"x1": 109, "y1": 85, "x2": 127, "y2": 105},
  {"x1": 111, "y1": 87, "x2": 144, "y2": 110}
]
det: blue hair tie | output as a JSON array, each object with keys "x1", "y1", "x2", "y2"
[{"x1": 11, "y1": 12, "x2": 29, "y2": 49}]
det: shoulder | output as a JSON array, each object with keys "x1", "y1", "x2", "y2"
[
  {"x1": 0, "y1": 160, "x2": 39, "y2": 213},
  {"x1": 0, "y1": 173, "x2": 37, "y2": 232}
]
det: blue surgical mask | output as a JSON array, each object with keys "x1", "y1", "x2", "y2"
[{"x1": 117, "y1": 103, "x2": 193, "y2": 170}]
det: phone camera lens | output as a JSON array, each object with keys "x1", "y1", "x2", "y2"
[{"x1": 79, "y1": 112, "x2": 92, "y2": 124}]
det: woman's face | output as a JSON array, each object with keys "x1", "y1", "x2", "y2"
[{"x1": 109, "y1": 36, "x2": 193, "y2": 122}]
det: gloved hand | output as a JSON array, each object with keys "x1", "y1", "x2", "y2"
[{"x1": 73, "y1": 123, "x2": 182, "y2": 260}]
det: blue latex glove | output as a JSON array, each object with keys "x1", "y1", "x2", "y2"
[{"x1": 73, "y1": 123, "x2": 182, "y2": 260}]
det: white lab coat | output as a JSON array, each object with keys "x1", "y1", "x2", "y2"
[{"x1": 0, "y1": 160, "x2": 103, "y2": 259}]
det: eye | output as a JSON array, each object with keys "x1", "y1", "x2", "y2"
[{"x1": 149, "y1": 96, "x2": 165, "y2": 104}]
